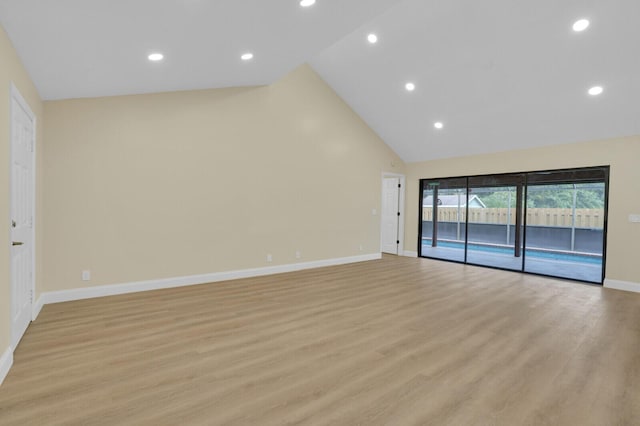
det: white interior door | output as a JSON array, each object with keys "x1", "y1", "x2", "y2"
[
  {"x1": 10, "y1": 86, "x2": 35, "y2": 350},
  {"x1": 381, "y1": 177, "x2": 400, "y2": 254}
]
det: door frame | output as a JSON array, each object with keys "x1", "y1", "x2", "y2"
[
  {"x1": 9, "y1": 82, "x2": 37, "y2": 345},
  {"x1": 380, "y1": 172, "x2": 405, "y2": 256}
]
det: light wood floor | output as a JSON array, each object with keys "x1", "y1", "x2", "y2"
[{"x1": 1, "y1": 255, "x2": 639, "y2": 425}]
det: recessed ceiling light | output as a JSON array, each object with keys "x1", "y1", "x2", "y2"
[
  {"x1": 405, "y1": 82, "x2": 416, "y2": 92},
  {"x1": 588, "y1": 86, "x2": 603, "y2": 96},
  {"x1": 148, "y1": 53, "x2": 164, "y2": 62},
  {"x1": 367, "y1": 34, "x2": 378, "y2": 44},
  {"x1": 573, "y1": 19, "x2": 590, "y2": 32},
  {"x1": 300, "y1": 0, "x2": 316, "y2": 7},
  {"x1": 434, "y1": 122, "x2": 444, "y2": 129},
  {"x1": 241, "y1": 53, "x2": 254, "y2": 61}
]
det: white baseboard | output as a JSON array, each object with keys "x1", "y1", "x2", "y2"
[
  {"x1": 4, "y1": 254, "x2": 382, "y2": 388},
  {"x1": 39, "y1": 253, "x2": 382, "y2": 306},
  {"x1": 33, "y1": 294, "x2": 44, "y2": 321},
  {"x1": 604, "y1": 278, "x2": 640, "y2": 293},
  {"x1": 0, "y1": 347, "x2": 13, "y2": 386},
  {"x1": 402, "y1": 250, "x2": 418, "y2": 258}
]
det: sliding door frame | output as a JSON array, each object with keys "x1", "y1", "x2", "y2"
[{"x1": 418, "y1": 166, "x2": 609, "y2": 285}]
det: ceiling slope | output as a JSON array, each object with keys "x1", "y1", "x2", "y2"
[
  {"x1": 0, "y1": 0, "x2": 400, "y2": 100},
  {"x1": 310, "y1": 0, "x2": 640, "y2": 162}
]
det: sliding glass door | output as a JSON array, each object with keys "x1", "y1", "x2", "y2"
[
  {"x1": 420, "y1": 178, "x2": 467, "y2": 262},
  {"x1": 418, "y1": 166, "x2": 608, "y2": 284},
  {"x1": 466, "y1": 174, "x2": 524, "y2": 271},
  {"x1": 523, "y1": 169, "x2": 607, "y2": 282}
]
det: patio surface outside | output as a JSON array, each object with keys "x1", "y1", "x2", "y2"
[{"x1": 420, "y1": 243, "x2": 603, "y2": 283}]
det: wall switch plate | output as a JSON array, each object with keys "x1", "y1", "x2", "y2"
[
  {"x1": 295, "y1": 250, "x2": 301, "y2": 259},
  {"x1": 267, "y1": 254, "x2": 273, "y2": 262},
  {"x1": 629, "y1": 214, "x2": 640, "y2": 223},
  {"x1": 372, "y1": 208, "x2": 377, "y2": 216},
  {"x1": 82, "y1": 270, "x2": 91, "y2": 281}
]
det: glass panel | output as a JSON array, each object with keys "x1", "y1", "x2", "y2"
[
  {"x1": 466, "y1": 185, "x2": 524, "y2": 270},
  {"x1": 524, "y1": 182, "x2": 605, "y2": 283},
  {"x1": 420, "y1": 178, "x2": 467, "y2": 262}
]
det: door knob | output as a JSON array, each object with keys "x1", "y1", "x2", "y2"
[{"x1": 12, "y1": 241, "x2": 23, "y2": 246}]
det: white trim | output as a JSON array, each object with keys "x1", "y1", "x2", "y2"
[
  {"x1": 9, "y1": 82, "x2": 37, "y2": 349},
  {"x1": 0, "y1": 347, "x2": 13, "y2": 386},
  {"x1": 380, "y1": 172, "x2": 406, "y2": 256},
  {"x1": 402, "y1": 250, "x2": 418, "y2": 258},
  {"x1": 604, "y1": 279, "x2": 640, "y2": 293},
  {"x1": 38, "y1": 253, "x2": 382, "y2": 305},
  {"x1": 10, "y1": 83, "x2": 35, "y2": 118},
  {"x1": 33, "y1": 294, "x2": 44, "y2": 321}
]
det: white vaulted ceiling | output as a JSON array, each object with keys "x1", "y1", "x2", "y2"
[
  {"x1": 1, "y1": 0, "x2": 639, "y2": 162},
  {"x1": 0, "y1": 0, "x2": 401, "y2": 99},
  {"x1": 310, "y1": 0, "x2": 640, "y2": 161}
]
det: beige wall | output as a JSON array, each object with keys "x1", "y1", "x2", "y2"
[
  {"x1": 43, "y1": 65, "x2": 405, "y2": 291},
  {"x1": 0, "y1": 26, "x2": 44, "y2": 352},
  {"x1": 405, "y1": 136, "x2": 640, "y2": 283}
]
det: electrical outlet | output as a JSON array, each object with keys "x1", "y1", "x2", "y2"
[
  {"x1": 359, "y1": 244, "x2": 364, "y2": 251},
  {"x1": 267, "y1": 254, "x2": 273, "y2": 262},
  {"x1": 295, "y1": 250, "x2": 301, "y2": 259},
  {"x1": 82, "y1": 270, "x2": 91, "y2": 281}
]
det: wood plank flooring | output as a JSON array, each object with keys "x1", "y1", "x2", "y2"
[{"x1": 1, "y1": 255, "x2": 639, "y2": 425}]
